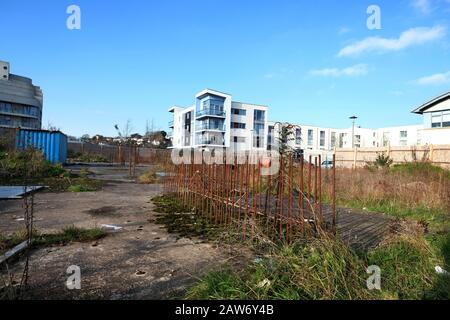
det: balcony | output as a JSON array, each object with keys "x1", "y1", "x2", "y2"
[
  {"x1": 168, "y1": 120, "x2": 174, "y2": 128},
  {"x1": 196, "y1": 108, "x2": 226, "y2": 119},
  {"x1": 196, "y1": 139, "x2": 225, "y2": 146},
  {"x1": 195, "y1": 123, "x2": 225, "y2": 132}
]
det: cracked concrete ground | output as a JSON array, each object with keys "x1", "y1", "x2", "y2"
[{"x1": 0, "y1": 166, "x2": 232, "y2": 299}]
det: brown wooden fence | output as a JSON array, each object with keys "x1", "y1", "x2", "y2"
[{"x1": 335, "y1": 145, "x2": 450, "y2": 169}]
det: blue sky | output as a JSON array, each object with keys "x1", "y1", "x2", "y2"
[{"x1": 1, "y1": 0, "x2": 450, "y2": 137}]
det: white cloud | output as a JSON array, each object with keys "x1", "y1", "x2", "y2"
[
  {"x1": 338, "y1": 26, "x2": 446, "y2": 57},
  {"x1": 413, "y1": 71, "x2": 450, "y2": 85},
  {"x1": 412, "y1": 0, "x2": 432, "y2": 14},
  {"x1": 310, "y1": 64, "x2": 369, "y2": 77}
]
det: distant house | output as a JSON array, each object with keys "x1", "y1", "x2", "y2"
[{"x1": 412, "y1": 91, "x2": 450, "y2": 145}]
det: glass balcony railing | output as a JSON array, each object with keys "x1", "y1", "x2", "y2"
[
  {"x1": 196, "y1": 139, "x2": 225, "y2": 146},
  {"x1": 168, "y1": 120, "x2": 174, "y2": 127},
  {"x1": 195, "y1": 123, "x2": 225, "y2": 131},
  {"x1": 196, "y1": 108, "x2": 226, "y2": 118}
]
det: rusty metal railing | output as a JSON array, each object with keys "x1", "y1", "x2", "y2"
[{"x1": 163, "y1": 153, "x2": 336, "y2": 243}]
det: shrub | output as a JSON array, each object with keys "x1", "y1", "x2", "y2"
[{"x1": 372, "y1": 152, "x2": 393, "y2": 169}]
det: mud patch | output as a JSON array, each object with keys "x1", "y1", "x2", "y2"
[{"x1": 86, "y1": 206, "x2": 119, "y2": 216}]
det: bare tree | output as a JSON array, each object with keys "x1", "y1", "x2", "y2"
[
  {"x1": 114, "y1": 119, "x2": 133, "y2": 144},
  {"x1": 44, "y1": 122, "x2": 60, "y2": 132}
]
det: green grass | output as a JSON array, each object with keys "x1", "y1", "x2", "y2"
[
  {"x1": 367, "y1": 235, "x2": 437, "y2": 299},
  {"x1": 187, "y1": 235, "x2": 378, "y2": 300},
  {"x1": 337, "y1": 198, "x2": 447, "y2": 228},
  {"x1": 66, "y1": 179, "x2": 102, "y2": 192},
  {"x1": 152, "y1": 195, "x2": 222, "y2": 240},
  {"x1": 0, "y1": 226, "x2": 106, "y2": 253},
  {"x1": 0, "y1": 229, "x2": 31, "y2": 252},
  {"x1": 33, "y1": 226, "x2": 106, "y2": 246},
  {"x1": 187, "y1": 233, "x2": 449, "y2": 300},
  {"x1": 391, "y1": 162, "x2": 450, "y2": 180}
]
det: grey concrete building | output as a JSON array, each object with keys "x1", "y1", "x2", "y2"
[{"x1": 0, "y1": 60, "x2": 43, "y2": 129}]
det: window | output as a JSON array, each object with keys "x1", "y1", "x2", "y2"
[
  {"x1": 254, "y1": 136, "x2": 262, "y2": 148},
  {"x1": 431, "y1": 111, "x2": 450, "y2": 128},
  {"x1": 254, "y1": 110, "x2": 265, "y2": 122},
  {"x1": 339, "y1": 133, "x2": 346, "y2": 148},
  {"x1": 3, "y1": 66, "x2": 7, "y2": 70},
  {"x1": 307, "y1": 130, "x2": 313, "y2": 146},
  {"x1": 444, "y1": 111, "x2": 450, "y2": 127},
  {"x1": 267, "y1": 125, "x2": 275, "y2": 149},
  {"x1": 232, "y1": 108, "x2": 246, "y2": 116},
  {"x1": 254, "y1": 123, "x2": 264, "y2": 133},
  {"x1": 233, "y1": 137, "x2": 246, "y2": 143},
  {"x1": 355, "y1": 135, "x2": 361, "y2": 148},
  {"x1": 331, "y1": 132, "x2": 336, "y2": 148},
  {"x1": 231, "y1": 122, "x2": 246, "y2": 129},
  {"x1": 320, "y1": 131, "x2": 325, "y2": 147},
  {"x1": 383, "y1": 132, "x2": 390, "y2": 147},
  {"x1": 2, "y1": 75, "x2": 6, "y2": 79},
  {"x1": 295, "y1": 128, "x2": 301, "y2": 145},
  {"x1": 399, "y1": 130, "x2": 408, "y2": 146}
]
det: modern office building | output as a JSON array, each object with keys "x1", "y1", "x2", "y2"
[
  {"x1": 0, "y1": 60, "x2": 43, "y2": 130},
  {"x1": 169, "y1": 89, "x2": 268, "y2": 151}
]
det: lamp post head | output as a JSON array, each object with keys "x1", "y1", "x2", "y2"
[{"x1": 349, "y1": 116, "x2": 358, "y2": 121}]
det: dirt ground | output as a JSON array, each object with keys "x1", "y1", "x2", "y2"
[{"x1": 0, "y1": 165, "x2": 236, "y2": 299}]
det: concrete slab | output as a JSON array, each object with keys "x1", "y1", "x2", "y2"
[{"x1": 0, "y1": 186, "x2": 45, "y2": 200}]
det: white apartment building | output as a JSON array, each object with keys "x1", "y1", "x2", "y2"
[
  {"x1": 168, "y1": 89, "x2": 268, "y2": 151},
  {"x1": 412, "y1": 90, "x2": 450, "y2": 145},
  {"x1": 168, "y1": 89, "x2": 450, "y2": 155}
]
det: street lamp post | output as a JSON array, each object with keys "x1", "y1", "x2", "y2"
[{"x1": 349, "y1": 116, "x2": 358, "y2": 149}]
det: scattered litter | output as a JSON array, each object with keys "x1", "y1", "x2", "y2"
[
  {"x1": 253, "y1": 257, "x2": 263, "y2": 264},
  {"x1": 0, "y1": 241, "x2": 29, "y2": 264},
  {"x1": 257, "y1": 279, "x2": 271, "y2": 288},
  {"x1": 435, "y1": 266, "x2": 449, "y2": 275},
  {"x1": 155, "y1": 172, "x2": 171, "y2": 177},
  {"x1": 156, "y1": 276, "x2": 171, "y2": 282},
  {"x1": 15, "y1": 218, "x2": 25, "y2": 221},
  {"x1": 135, "y1": 270, "x2": 147, "y2": 276},
  {"x1": 100, "y1": 224, "x2": 123, "y2": 232}
]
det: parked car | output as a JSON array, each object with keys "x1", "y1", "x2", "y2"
[{"x1": 321, "y1": 160, "x2": 334, "y2": 169}]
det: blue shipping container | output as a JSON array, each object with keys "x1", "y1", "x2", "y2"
[{"x1": 15, "y1": 129, "x2": 68, "y2": 164}]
